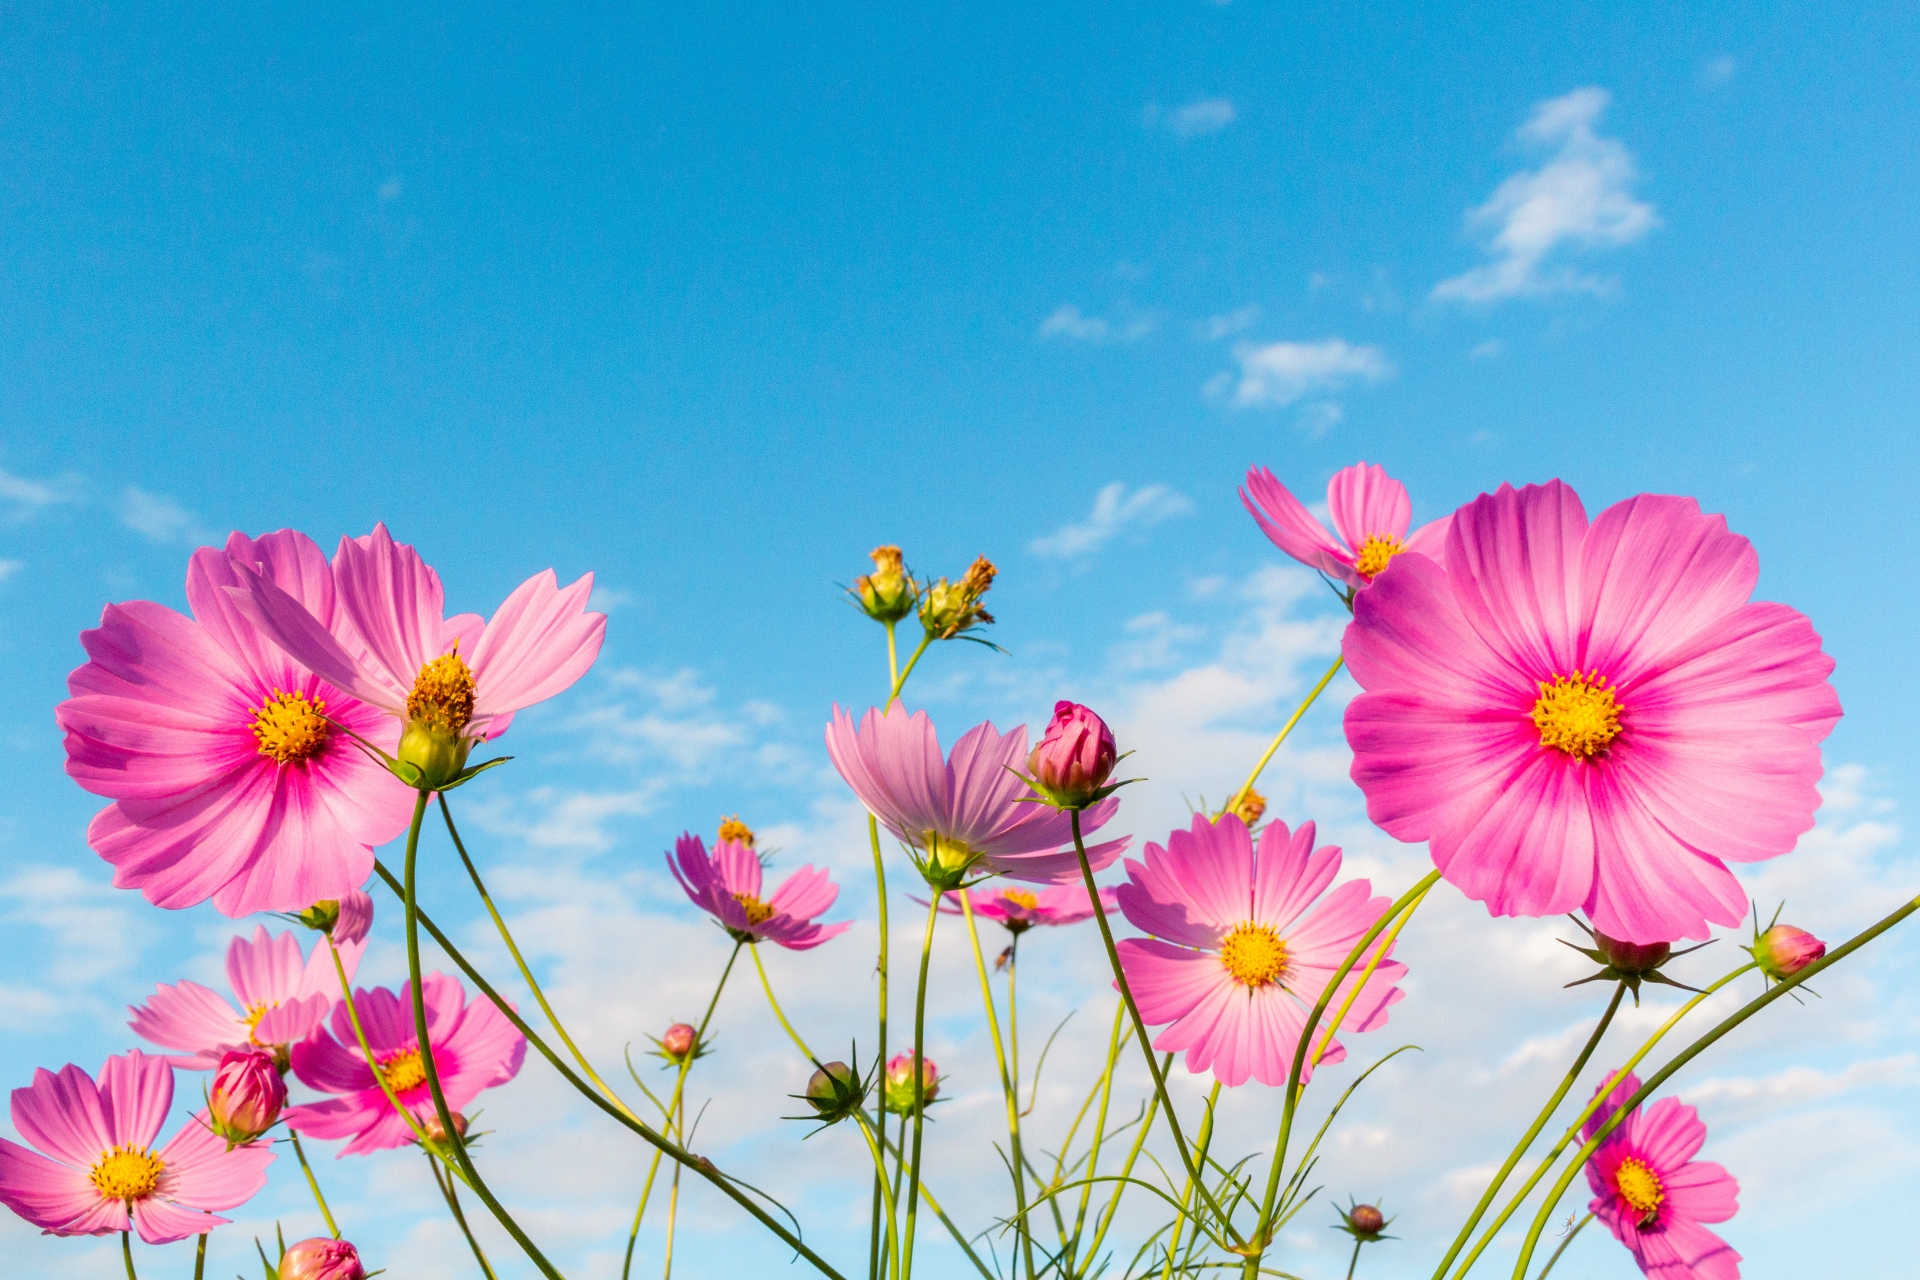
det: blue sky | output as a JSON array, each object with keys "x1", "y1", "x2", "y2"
[{"x1": 1, "y1": 3, "x2": 1916, "y2": 1277}]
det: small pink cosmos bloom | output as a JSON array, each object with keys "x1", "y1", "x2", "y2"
[
  {"x1": 1343, "y1": 481, "x2": 1841, "y2": 942},
  {"x1": 279, "y1": 1236, "x2": 368, "y2": 1280},
  {"x1": 825, "y1": 705, "x2": 1131, "y2": 884},
  {"x1": 1240, "y1": 461, "x2": 1450, "y2": 589},
  {"x1": 286, "y1": 973, "x2": 526, "y2": 1157},
  {"x1": 0, "y1": 1050, "x2": 273, "y2": 1243},
  {"x1": 1751, "y1": 924, "x2": 1824, "y2": 980},
  {"x1": 57, "y1": 530, "x2": 418, "y2": 917},
  {"x1": 1026, "y1": 701, "x2": 1118, "y2": 807},
  {"x1": 130, "y1": 925, "x2": 365, "y2": 1071},
  {"x1": 936, "y1": 883, "x2": 1120, "y2": 935},
  {"x1": 206, "y1": 1050, "x2": 286, "y2": 1146},
  {"x1": 1583, "y1": 1070, "x2": 1742, "y2": 1280},
  {"x1": 667, "y1": 834, "x2": 850, "y2": 950},
  {"x1": 1115, "y1": 813, "x2": 1406, "y2": 1089}
]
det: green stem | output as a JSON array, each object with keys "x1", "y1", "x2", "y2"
[
  {"x1": 877, "y1": 1130, "x2": 996, "y2": 1280},
  {"x1": 885, "y1": 635, "x2": 933, "y2": 711},
  {"x1": 899, "y1": 890, "x2": 942, "y2": 1280},
  {"x1": 1064, "y1": 999, "x2": 1127, "y2": 1271},
  {"x1": 1345, "y1": 1239, "x2": 1363, "y2": 1280},
  {"x1": 752, "y1": 945, "x2": 815, "y2": 1058},
  {"x1": 121, "y1": 1230, "x2": 136, "y2": 1280},
  {"x1": 1160, "y1": 1082, "x2": 1223, "y2": 1280},
  {"x1": 958, "y1": 893, "x2": 1035, "y2": 1280},
  {"x1": 1224, "y1": 654, "x2": 1344, "y2": 816},
  {"x1": 288, "y1": 1129, "x2": 340, "y2": 1237},
  {"x1": 1082, "y1": 1048, "x2": 1172, "y2": 1266},
  {"x1": 867, "y1": 814, "x2": 891, "y2": 1280},
  {"x1": 885, "y1": 621, "x2": 901, "y2": 691},
  {"x1": 430, "y1": 1147, "x2": 500, "y2": 1280},
  {"x1": 325, "y1": 935, "x2": 441, "y2": 1154},
  {"x1": 856, "y1": 1115, "x2": 902, "y2": 1280},
  {"x1": 193, "y1": 1233, "x2": 205, "y2": 1280},
  {"x1": 663, "y1": 1096, "x2": 684, "y2": 1280},
  {"x1": 1533, "y1": 1213, "x2": 1591, "y2": 1279}
]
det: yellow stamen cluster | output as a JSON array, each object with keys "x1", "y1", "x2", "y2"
[
  {"x1": 718, "y1": 815, "x2": 756, "y2": 847},
  {"x1": 380, "y1": 1048, "x2": 427, "y2": 1094},
  {"x1": 1352, "y1": 534, "x2": 1406, "y2": 580},
  {"x1": 1226, "y1": 788, "x2": 1267, "y2": 827},
  {"x1": 1531, "y1": 670, "x2": 1623, "y2": 759},
  {"x1": 732, "y1": 892, "x2": 776, "y2": 925},
  {"x1": 89, "y1": 1146, "x2": 164, "y2": 1201},
  {"x1": 1219, "y1": 922, "x2": 1289, "y2": 988},
  {"x1": 919, "y1": 556, "x2": 998, "y2": 639},
  {"x1": 244, "y1": 1001, "x2": 280, "y2": 1044},
  {"x1": 406, "y1": 650, "x2": 476, "y2": 734},
  {"x1": 852, "y1": 545, "x2": 919, "y2": 622},
  {"x1": 251, "y1": 690, "x2": 330, "y2": 764},
  {"x1": 1615, "y1": 1156, "x2": 1665, "y2": 1224},
  {"x1": 1000, "y1": 889, "x2": 1041, "y2": 912}
]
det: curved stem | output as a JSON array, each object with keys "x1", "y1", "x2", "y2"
[
  {"x1": 1065, "y1": 999, "x2": 1128, "y2": 1270},
  {"x1": 326, "y1": 935, "x2": 441, "y2": 1154},
  {"x1": 288, "y1": 1129, "x2": 340, "y2": 1237},
  {"x1": 899, "y1": 890, "x2": 942, "y2": 1280},
  {"x1": 1160, "y1": 1081, "x2": 1223, "y2": 1280},
  {"x1": 959, "y1": 893, "x2": 1035, "y2": 1280},
  {"x1": 855, "y1": 1115, "x2": 902, "y2": 1280},
  {"x1": 1082, "y1": 1049, "x2": 1173, "y2": 1266},
  {"x1": 885, "y1": 635, "x2": 933, "y2": 711},
  {"x1": 867, "y1": 814, "x2": 891, "y2": 1280},
  {"x1": 1225, "y1": 655, "x2": 1344, "y2": 816},
  {"x1": 430, "y1": 1147, "x2": 500, "y2": 1280},
  {"x1": 121, "y1": 1230, "x2": 136, "y2": 1280},
  {"x1": 1533, "y1": 1213, "x2": 1591, "y2": 1279},
  {"x1": 752, "y1": 945, "x2": 816, "y2": 1059}
]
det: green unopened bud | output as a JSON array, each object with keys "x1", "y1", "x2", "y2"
[
  {"x1": 919, "y1": 556, "x2": 997, "y2": 641},
  {"x1": 396, "y1": 720, "x2": 474, "y2": 791},
  {"x1": 851, "y1": 546, "x2": 918, "y2": 623},
  {"x1": 803, "y1": 1060, "x2": 865, "y2": 1125},
  {"x1": 294, "y1": 899, "x2": 342, "y2": 935}
]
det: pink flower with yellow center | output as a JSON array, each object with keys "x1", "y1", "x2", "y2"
[
  {"x1": 935, "y1": 883, "x2": 1120, "y2": 935},
  {"x1": 667, "y1": 834, "x2": 851, "y2": 949},
  {"x1": 57, "y1": 531, "x2": 418, "y2": 916},
  {"x1": 1343, "y1": 481, "x2": 1841, "y2": 942},
  {"x1": 0, "y1": 1050, "x2": 273, "y2": 1243},
  {"x1": 1583, "y1": 1070, "x2": 1742, "y2": 1280},
  {"x1": 286, "y1": 973, "x2": 525, "y2": 1157},
  {"x1": 1240, "y1": 461, "x2": 1450, "y2": 589},
  {"x1": 1114, "y1": 813, "x2": 1406, "y2": 1088}
]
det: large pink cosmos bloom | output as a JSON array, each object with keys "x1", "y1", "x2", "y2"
[
  {"x1": 1343, "y1": 481, "x2": 1840, "y2": 942},
  {"x1": 1240, "y1": 461, "x2": 1450, "y2": 590},
  {"x1": 1582, "y1": 1070, "x2": 1742, "y2": 1280},
  {"x1": 287, "y1": 973, "x2": 525, "y2": 1157},
  {"x1": 1114, "y1": 814, "x2": 1405, "y2": 1089},
  {"x1": 825, "y1": 705, "x2": 1130, "y2": 884},
  {"x1": 935, "y1": 883, "x2": 1120, "y2": 935},
  {"x1": 0, "y1": 1050, "x2": 273, "y2": 1243},
  {"x1": 668, "y1": 834, "x2": 851, "y2": 950},
  {"x1": 57, "y1": 531, "x2": 418, "y2": 916},
  {"x1": 130, "y1": 925, "x2": 365, "y2": 1070}
]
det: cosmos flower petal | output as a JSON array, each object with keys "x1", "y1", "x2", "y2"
[
  {"x1": 330, "y1": 523, "x2": 449, "y2": 697},
  {"x1": 96, "y1": 1050, "x2": 173, "y2": 1150},
  {"x1": 0, "y1": 1139, "x2": 109, "y2": 1235},
  {"x1": 713, "y1": 838, "x2": 763, "y2": 900},
  {"x1": 1444, "y1": 481, "x2": 1589, "y2": 675},
  {"x1": 1578, "y1": 495, "x2": 1760, "y2": 679},
  {"x1": 1240, "y1": 467, "x2": 1355, "y2": 583},
  {"x1": 129, "y1": 982, "x2": 247, "y2": 1067},
  {"x1": 1250, "y1": 820, "x2": 1343, "y2": 932},
  {"x1": 225, "y1": 567, "x2": 398, "y2": 711},
  {"x1": 131, "y1": 1195, "x2": 229, "y2": 1246},
  {"x1": 154, "y1": 1109, "x2": 275, "y2": 1211},
  {"x1": 10, "y1": 1066, "x2": 113, "y2": 1169},
  {"x1": 227, "y1": 927, "x2": 304, "y2": 1011},
  {"x1": 1661, "y1": 1160, "x2": 1740, "y2": 1225},
  {"x1": 1583, "y1": 775, "x2": 1746, "y2": 941},
  {"x1": 769, "y1": 865, "x2": 840, "y2": 921},
  {"x1": 1403, "y1": 513, "x2": 1452, "y2": 559},
  {"x1": 469, "y1": 569, "x2": 606, "y2": 719},
  {"x1": 1325, "y1": 462, "x2": 1412, "y2": 552}
]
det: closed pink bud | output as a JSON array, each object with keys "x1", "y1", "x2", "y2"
[
  {"x1": 661, "y1": 1023, "x2": 698, "y2": 1061},
  {"x1": 207, "y1": 1049, "x2": 285, "y2": 1144},
  {"x1": 883, "y1": 1051, "x2": 940, "y2": 1115},
  {"x1": 1753, "y1": 924, "x2": 1825, "y2": 979},
  {"x1": 279, "y1": 1237, "x2": 367, "y2": 1280},
  {"x1": 422, "y1": 1110, "x2": 469, "y2": 1145},
  {"x1": 1347, "y1": 1203, "x2": 1385, "y2": 1236},
  {"x1": 1026, "y1": 701, "x2": 1118, "y2": 807},
  {"x1": 332, "y1": 889, "x2": 374, "y2": 946}
]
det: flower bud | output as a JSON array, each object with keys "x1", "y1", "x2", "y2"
[
  {"x1": 1026, "y1": 701, "x2": 1118, "y2": 809},
  {"x1": 1342, "y1": 1202, "x2": 1387, "y2": 1240},
  {"x1": 1226, "y1": 787, "x2": 1267, "y2": 827},
  {"x1": 919, "y1": 556, "x2": 996, "y2": 640},
  {"x1": 1591, "y1": 929, "x2": 1671, "y2": 976},
  {"x1": 207, "y1": 1049, "x2": 285, "y2": 1145},
  {"x1": 296, "y1": 889, "x2": 375, "y2": 945},
  {"x1": 661, "y1": 1023, "x2": 699, "y2": 1062},
  {"x1": 1752, "y1": 924, "x2": 1825, "y2": 980},
  {"x1": 422, "y1": 1110, "x2": 469, "y2": 1146},
  {"x1": 396, "y1": 720, "x2": 474, "y2": 791},
  {"x1": 883, "y1": 1052, "x2": 940, "y2": 1116},
  {"x1": 851, "y1": 545, "x2": 919, "y2": 624},
  {"x1": 801, "y1": 1060, "x2": 865, "y2": 1126},
  {"x1": 717, "y1": 815, "x2": 756, "y2": 848},
  {"x1": 279, "y1": 1237, "x2": 367, "y2": 1280}
]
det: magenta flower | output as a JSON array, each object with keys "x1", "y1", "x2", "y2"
[
  {"x1": 825, "y1": 705, "x2": 1130, "y2": 885},
  {"x1": 0, "y1": 1050, "x2": 273, "y2": 1243},
  {"x1": 130, "y1": 925, "x2": 365, "y2": 1070},
  {"x1": 279, "y1": 1237, "x2": 368, "y2": 1280},
  {"x1": 1240, "y1": 461, "x2": 1450, "y2": 589},
  {"x1": 1026, "y1": 701, "x2": 1118, "y2": 808},
  {"x1": 286, "y1": 973, "x2": 525, "y2": 1156},
  {"x1": 1115, "y1": 814, "x2": 1406, "y2": 1088},
  {"x1": 206, "y1": 1050, "x2": 286, "y2": 1146},
  {"x1": 1583, "y1": 1070, "x2": 1742, "y2": 1280},
  {"x1": 57, "y1": 530, "x2": 418, "y2": 917},
  {"x1": 667, "y1": 834, "x2": 850, "y2": 950},
  {"x1": 1343, "y1": 481, "x2": 1841, "y2": 942},
  {"x1": 936, "y1": 883, "x2": 1120, "y2": 935}
]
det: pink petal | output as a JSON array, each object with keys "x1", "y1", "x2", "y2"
[
  {"x1": 154, "y1": 1110, "x2": 274, "y2": 1211},
  {"x1": 129, "y1": 981, "x2": 247, "y2": 1065},
  {"x1": 96, "y1": 1051, "x2": 172, "y2": 1150},
  {"x1": 10, "y1": 1065, "x2": 112, "y2": 1168},
  {"x1": 1158, "y1": 815, "x2": 1256, "y2": 933},
  {"x1": 713, "y1": 839, "x2": 763, "y2": 901},
  {"x1": 1443, "y1": 481, "x2": 1587, "y2": 679},
  {"x1": 331, "y1": 523, "x2": 449, "y2": 699},
  {"x1": 1325, "y1": 462, "x2": 1413, "y2": 552},
  {"x1": 131, "y1": 1195, "x2": 228, "y2": 1246},
  {"x1": 1240, "y1": 467, "x2": 1357, "y2": 584},
  {"x1": 290, "y1": 1029, "x2": 378, "y2": 1096},
  {"x1": 1343, "y1": 551, "x2": 1520, "y2": 707},
  {"x1": 1629, "y1": 1097, "x2": 1709, "y2": 1172},
  {"x1": 1402, "y1": 514, "x2": 1452, "y2": 561},
  {"x1": 296, "y1": 932, "x2": 363, "y2": 1003},
  {"x1": 225, "y1": 567, "x2": 400, "y2": 712},
  {"x1": 470, "y1": 569, "x2": 606, "y2": 719},
  {"x1": 1662, "y1": 1158, "x2": 1740, "y2": 1225},
  {"x1": 768, "y1": 865, "x2": 839, "y2": 923},
  {"x1": 0, "y1": 1138, "x2": 107, "y2": 1234},
  {"x1": 227, "y1": 927, "x2": 304, "y2": 1010},
  {"x1": 1584, "y1": 773, "x2": 1747, "y2": 943},
  {"x1": 1577, "y1": 495, "x2": 1759, "y2": 679},
  {"x1": 1250, "y1": 819, "x2": 1343, "y2": 933},
  {"x1": 252, "y1": 994, "x2": 333, "y2": 1048},
  {"x1": 762, "y1": 918, "x2": 853, "y2": 951},
  {"x1": 986, "y1": 835, "x2": 1127, "y2": 885},
  {"x1": 1118, "y1": 939, "x2": 1226, "y2": 1029}
]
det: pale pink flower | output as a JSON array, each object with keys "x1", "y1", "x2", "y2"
[
  {"x1": 1583, "y1": 1070, "x2": 1742, "y2": 1280},
  {"x1": 667, "y1": 834, "x2": 850, "y2": 950},
  {"x1": 1115, "y1": 814, "x2": 1406, "y2": 1088},
  {"x1": 286, "y1": 973, "x2": 525, "y2": 1157},
  {"x1": 1343, "y1": 481, "x2": 1841, "y2": 942},
  {"x1": 206, "y1": 1050, "x2": 285, "y2": 1146},
  {"x1": 0, "y1": 1050, "x2": 273, "y2": 1243},
  {"x1": 57, "y1": 531, "x2": 417, "y2": 916},
  {"x1": 279, "y1": 1237, "x2": 368, "y2": 1280},
  {"x1": 130, "y1": 925, "x2": 365, "y2": 1070},
  {"x1": 935, "y1": 883, "x2": 1120, "y2": 935},
  {"x1": 825, "y1": 705, "x2": 1130, "y2": 884},
  {"x1": 1240, "y1": 461, "x2": 1450, "y2": 589}
]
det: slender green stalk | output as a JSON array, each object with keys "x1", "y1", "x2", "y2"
[
  {"x1": 121, "y1": 1230, "x2": 136, "y2": 1280},
  {"x1": 753, "y1": 945, "x2": 816, "y2": 1058},
  {"x1": 1160, "y1": 1082, "x2": 1223, "y2": 1280},
  {"x1": 856, "y1": 1115, "x2": 902, "y2": 1280},
  {"x1": 326, "y1": 935, "x2": 440, "y2": 1153},
  {"x1": 663, "y1": 1097, "x2": 684, "y2": 1280},
  {"x1": 430, "y1": 1147, "x2": 500, "y2": 1280},
  {"x1": 886, "y1": 634, "x2": 933, "y2": 710},
  {"x1": 885, "y1": 620, "x2": 901, "y2": 691},
  {"x1": 1345, "y1": 1239, "x2": 1363, "y2": 1280},
  {"x1": 899, "y1": 890, "x2": 943, "y2": 1280},
  {"x1": 288, "y1": 1129, "x2": 340, "y2": 1237},
  {"x1": 867, "y1": 813, "x2": 892, "y2": 1280},
  {"x1": 959, "y1": 892, "x2": 1036, "y2": 1280},
  {"x1": 1082, "y1": 1049, "x2": 1173, "y2": 1266},
  {"x1": 1225, "y1": 655, "x2": 1344, "y2": 816},
  {"x1": 1065, "y1": 999, "x2": 1128, "y2": 1268},
  {"x1": 878, "y1": 1130, "x2": 996, "y2": 1280},
  {"x1": 193, "y1": 1234, "x2": 205, "y2": 1280},
  {"x1": 1533, "y1": 1213, "x2": 1590, "y2": 1279},
  {"x1": 1428, "y1": 982, "x2": 1628, "y2": 1280}
]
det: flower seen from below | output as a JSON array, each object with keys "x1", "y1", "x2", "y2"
[
  {"x1": 1240, "y1": 461, "x2": 1450, "y2": 591},
  {"x1": 667, "y1": 834, "x2": 850, "y2": 950},
  {"x1": 1583, "y1": 1070, "x2": 1742, "y2": 1280},
  {"x1": 1343, "y1": 480, "x2": 1840, "y2": 942},
  {"x1": 206, "y1": 1050, "x2": 286, "y2": 1146},
  {"x1": 1751, "y1": 923, "x2": 1825, "y2": 982},
  {"x1": 936, "y1": 883, "x2": 1119, "y2": 935},
  {"x1": 279, "y1": 1236, "x2": 368, "y2": 1280},
  {"x1": 1024, "y1": 700, "x2": 1119, "y2": 808}
]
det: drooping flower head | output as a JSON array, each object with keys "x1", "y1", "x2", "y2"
[
  {"x1": 936, "y1": 883, "x2": 1120, "y2": 936},
  {"x1": 1025, "y1": 701, "x2": 1120, "y2": 809},
  {"x1": 1115, "y1": 813, "x2": 1406, "y2": 1088},
  {"x1": 1342, "y1": 481, "x2": 1841, "y2": 942},
  {"x1": 826, "y1": 704, "x2": 1130, "y2": 888},
  {"x1": 0, "y1": 1050, "x2": 274, "y2": 1243},
  {"x1": 206, "y1": 1050, "x2": 286, "y2": 1146},
  {"x1": 287, "y1": 973, "x2": 525, "y2": 1157},
  {"x1": 668, "y1": 834, "x2": 851, "y2": 950},
  {"x1": 1582, "y1": 1070, "x2": 1742, "y2": 1280},
  {"x1": 57, "y1": 530, "x2": 419, "y2": 917},
  {"x1": 230, "y1": 523, "x2": 605, "y2": 790},
  {"x1": 279, "y1": 1236, "x2": 368, "y2": 1280},
  {"x1": 130, "y1": 925, "x2": 365, "y2": 1071},
  {"x1": 1240, "y1": 461, "x2": 1450, "y2": 591}
]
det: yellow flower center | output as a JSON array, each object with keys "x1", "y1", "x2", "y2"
[
  {"x1": 380, "y1": 1048, "x2": 427, "y2": 1094},
  {"x1": 1615, "y1": 1156, "x2": 1665, "y2": 1222},
  {"x1": 1531, "y1": 671, "x2": 1623, "y2": 759},
  {"x1": 244, "y1": 1001, "x2": 280, "y2": 1044},
  {"x1": 718, "y1": 815, "x2": 756, "y2": 847},
  {"x1": 89, "y1": 1146, "x2": 164, "y2": 1201},
  {"x1": 1000, "y1": 889, "x2": 1040, "y2": 912},
  {"x1": 1219, "y1": 922, "x2": 1289, "y2": 988},
  {"x1": 1352, "y1": 534, "x2": 1406, "y2": 580},
  {"x1": 1226, "y1": 788, "x2": 1267, "y2": 827},
  {"x1": 406, "y1": 649, "x2": 476, "y2": 734},
  {"x1": 251, "y1": 690, "x2": 330, "y2": 764},
  {"x1": 732, "y1": 892, "x2": 775, "y2": 925}
]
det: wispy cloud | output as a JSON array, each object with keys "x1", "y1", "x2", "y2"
[
  {"x1": 1470, "y1": 339, "x2": 1506, "y2": 360},
  {"x1": 0, "y1": 559, "x2": 21, "y2": 584},
  {"x1": 1144, "y1": 96, "x2": 1238, "y2": 138},
  {"x1": 1701, "y1": 53, "x2": 1738, "y2": 87},
  {"x1": 0, "y1": 467, "x2": 80, "y2": 520},
  {"x1": 1205, "y1": 337, "x2": 1393, "y2": 409},
  {"x1": 1028, "y1": 482, "x2": 1193, "y2": 559},
  {"x1": 1432, "y1": 87, "x2": 1658, "y2": 303},
  {"x1": 1038, "y1": 303, "x2": 1157, "y2": 344},
  {"x1": 1195, "y1": 305, "x2": 1261, "y2": 341},
  {"x1": 119, "y1": 487, "x2": 213, "y2": 545}
]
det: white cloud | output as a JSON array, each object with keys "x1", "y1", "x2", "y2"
[
  {"x1": 1145, "y1": 96, "x2": 1238, "y2": 138},
  {"x1": 1206, "y1": 337, "x2": 1393, "y2": 409},
  {"x1": 1027, "y1": 481, "x2": 1194, "y2": 559},
  {"x1": 378, "y1": 175, "x2": 404, "y2": 201},
  {"x1": 1038, "y1": 303, "x2": 1156, "y2": 343},
  {"x1": 0, "y1": 467, "x2": 78, "y2": 519},
  {"x1": 1470, "y1": 339, "x2": 1506, "y2": 360},
  {"x1": 1195, "y1": 305, "x2": 1261, "y2": 341},
  {"x1": 1702, "y1": 53, "x2": 1738, "y2": 86},
  {"x1": 1432, "y1": 87, "x2": 1658, "y2": 303},
  {"x1": 1295, "y1": 400, "x2": 1344, "y2": 437},
  {"x1": 0, "y1": 559, "x2": 20, "y2": 583},
  {"x1": 118, "y1": 486, "x2": 212, "y2": 544}
]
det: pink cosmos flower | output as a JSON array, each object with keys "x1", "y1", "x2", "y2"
[
  {"x1": 1583, "y1": 1070, "x2": 1741, "y2": 1280},
  {"x1": 1240, "y1": 461, "x2": 1450, "y2": 590},
  {"x1": 936, "y1": 883, "x2": 1120, "y2": 935},
  {"x1": 1342, "y1": 481, "x2": 1841, "y2": 942},
  {"x1": 825, "y1": 705, "x2": 1130, "y2": 884},
  {"x1": 667, "y1": 834, "x2": 851, "y2": 950},
  {"x1": 57, "y1": 530, "x2": 418, "y2": 917},
  {"x1": 287, "y1": 973, "x2": 525, "y2": 1157},
  {"x1": 1115, "y1": 813, "x2": 1406, "y2": 1088},
  {"x1": 130, "y1": 925, "x2": 366, "y2": 1071},
  {"x1": 0, "y1": 1050, "x2": 273, "y2": 1243},
  {"x1": 280, "y1": 1237, "x2": 368, "y2": 1280}
]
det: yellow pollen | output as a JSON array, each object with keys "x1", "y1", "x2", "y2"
[
  {"x1": 1352, "y1": 534, "x2": 1406, "y2": 580},
  {"x1": 1531, "y1": 670, "x2": 1623, "y2": 759},
  {"x1": 406, "y1": 649, "x2": 476, "y2": 734},
  {"x1": 379, "y1": 1048, "x2": 427, "y2": 1094},
  {"x1": 732, "y1": 892, "x2": 775, "y2": 925},
  {"x1": 1615, "y1": 1156, "x2": 1665, "y2": 1222},
  {"x1": 1219, "y1": 922, "x2": 1289, "y2": 988},
  {"x1": 1000, "y1": 889, "x2": 1040, "y2": 912},
  {"x1": 718, "y1": 815, "x2": 756, "y2": 847},
  {"x1": 88, "y1": 1146, "x2": 164, "y2": 1201},
  {"x1": 244, "y1": 1002, "x2": 280, "y2": 1044},
  {"x1": 251, "y1": 690, "x2": 330, "y2": 764}
]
